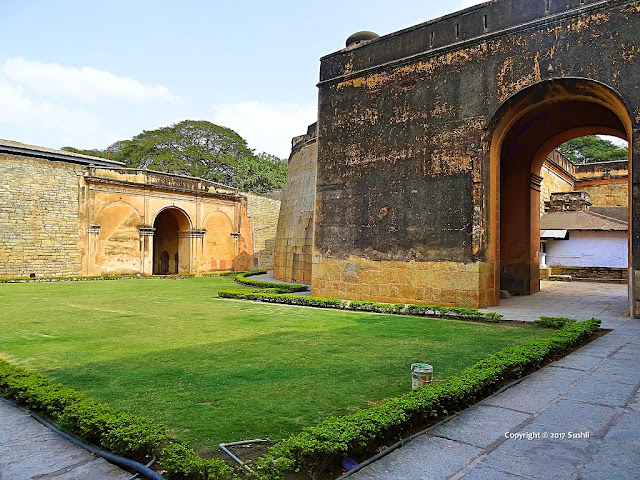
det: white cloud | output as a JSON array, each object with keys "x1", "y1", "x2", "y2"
[
  {"x1": 0, "y1": 75, "x2": 105, "y2": 143},
  {"x1": 211, "y1": 101, "x2": 316, "y2": 158},
  {"x1": 2, "y1": 57, "x2": 179, "y2": 103}
]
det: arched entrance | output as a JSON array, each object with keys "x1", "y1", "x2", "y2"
[
  {"x1": 488, "y1": 78, "x2": 633, "y2": 312},
  {"x1": 152, "y1": 207, "x2": 192, "y2": 274}
]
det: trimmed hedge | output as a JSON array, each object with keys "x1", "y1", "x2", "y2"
[
  {"x1": 234, "y1": 270, "x2": 309, "y2": 293},
  {"x1": 534, "y1": 316, "x2": 577, "y2": 329},
  {"x1": 218, "y1": 289, "x2": 503, "y2": 323},
  {"x1": 0, "y1": 273, "x2": 194, "y2": 283},
  {"x1": 161, "y1": 443, "x2": 233, "y2": 480},
  {"x1": 0, "y1": 360, "x2": 231, "y2": 477},
  {"x1": 247, "y1": 318, "x2": 602, "y2": 479}
]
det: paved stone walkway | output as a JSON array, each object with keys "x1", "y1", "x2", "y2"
[
  {"x1": 0, "y1": 399, "x2": 130, "y2": 479},
  {"x1": 479, "y1": 280, "x2": 628, "y2": 323},
  {"x1": 350, "y1": 281, "x2": 640, "y2": 480}
]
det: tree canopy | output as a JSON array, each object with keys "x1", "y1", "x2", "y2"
[
  {"x1": 557, "y1": 135, "x2": 628, "y2": 164},
  {"x1": 62, "y1": 120, "x2": 287, "y2": 193}
]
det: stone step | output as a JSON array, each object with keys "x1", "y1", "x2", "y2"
[{"x1": 547, "y1": 274, "x2": 573, "y2": 282}]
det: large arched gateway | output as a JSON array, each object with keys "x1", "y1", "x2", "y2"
[
  {"x1": 309, "y1": 0, "x2": 640, "y2": 315},
  {"x1": 488, "y1": 78, "x2": 632, "y2": 302}
]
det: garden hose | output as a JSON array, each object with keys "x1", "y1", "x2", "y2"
[{"x1": 26, "y1": 406, "x2": 165, "y2": 480}]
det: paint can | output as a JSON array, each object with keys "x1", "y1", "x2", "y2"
[{"x1": 411, "y1": 363, "x2": 433, "y2": 389}]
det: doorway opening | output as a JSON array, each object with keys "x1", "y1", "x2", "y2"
[{"x1": 153, "y1": 207, "x2": 191, "y2": 275}]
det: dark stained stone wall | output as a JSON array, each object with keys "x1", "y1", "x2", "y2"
[{"x1": 315, "y1": 0, "x2": 640, "y2": 268}]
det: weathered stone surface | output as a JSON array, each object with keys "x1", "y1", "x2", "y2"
[
  {"x1": 349, "y1": 435, "x2": 483, "y2": 480},
  {"x1": 244, "y1": 193, "x2": 281, "y2": 269},
  {"x1": 311, "y1": 0, "x2": 640, "y2": 311},
  {"x1": 274, "y1": 124, "x2": 317, "y2": 284},
  {"x1": 0, "y1": 154, "x2": 83, "y2": 278}
]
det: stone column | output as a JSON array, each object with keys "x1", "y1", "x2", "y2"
[
  {"x1": 87, "y1": 225, "x2": 100, "y2": 276},
  {"x1": 187, "y1": 229, "x2": 206, "y2": 274},
  {"x1": 139, "y1": 227, "x2": 155, "y2": 275},
  {"x1": 529, "y1": 172, "x2": 543, "y2": 294}
]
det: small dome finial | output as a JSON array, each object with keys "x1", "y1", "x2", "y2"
[{"x1": 346, "y1": 31, "x2": 380, "y2": 47}]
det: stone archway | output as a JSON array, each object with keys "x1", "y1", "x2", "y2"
[
  {"x1": 152, "y1": 207, "x2": 192, "y2": 274},
  {"x1": 487, "y1": 78, "x2": 633, "y2": 312}
]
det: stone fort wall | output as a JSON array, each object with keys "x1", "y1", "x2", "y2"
[
  {"x1": 244, "y1": 193, "x2": 281, "y2": 269},
  {"x1": 0, "y1": 153, "x2": 83, "y2": 278},
  {"x1": 273, "y1": 124, "x2": 317, "y2": 284}
]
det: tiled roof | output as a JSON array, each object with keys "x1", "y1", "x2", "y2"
[
  {"x1": 589, "y1": 206, "x2": 628, "y2": 222},
  {"x1": 0, "y1": 139, "x2": 123, "y2": 167},
  {"x1": 540, "y1": 209, "x2": 627, "y2": 231}
]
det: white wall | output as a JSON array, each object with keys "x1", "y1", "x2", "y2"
[{"x1": 545, "y1": 230, "x2": 628, "y2": 268}]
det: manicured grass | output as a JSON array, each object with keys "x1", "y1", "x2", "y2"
[{"x1": 0, "y1": 276, "x2": 551, "y2": 452}]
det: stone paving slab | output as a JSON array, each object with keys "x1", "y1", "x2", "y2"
[
  {"x1": 0, "y1": 401, "x2": 130, "y2": 480},
  {"x1": 458, "y1": 465, "x2": 532, "y2": 480},
  {"x1": 563, "y1": 373, "x2": 638, "y2": 407},
  {"x1": 350, "y1": 436, "x2": 483, "y2": 480},
  {"x1": 480, "y1": 366, "x2": 586, "y2": 413},
  {"x1": 523, "y1": 398, "x2": 618, "y2": 436},
  {"x1": 546, "y1": 352, "x2": 603, "y2": 371},
  {"x1": 577, "y1": 412, "x2": 640, "y2": 480},
  {"x1": 475, "y1": 434, "x2": 591, "y2": 480},
  {"x1": 592, "y1": 357, "x2": 640, "y2": 384},
  {"x1": 430, "y1": 405, "x2": 531, "y2": 449}
]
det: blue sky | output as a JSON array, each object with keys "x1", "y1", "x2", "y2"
[{"x1": 0, "y1": 0, "x2": 484, "y2": 157}]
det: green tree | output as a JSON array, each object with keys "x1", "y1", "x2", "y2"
[
  {"x1": 62, "y1": 120, "x2": 288, "y2": 192},
  {"x1": 109, "y1": 120, "x2": 252, "y2": 185},
  {"x1": 557, "y1": 135, "x2": 628, "y2": 164},
  {"x1": 61, "y1": 146, "x2": 110, "y2": 159},
  {"x1": 235, "y1": 152, "x2": 288, "y2": 192}
]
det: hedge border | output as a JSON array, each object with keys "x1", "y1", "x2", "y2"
[
  {"x1": 219, "y1": 289, "x2": 503, "y2": 323},
  {"x1": 248, "y1": 318, "x2": 602, "y2": 479},
  {"x1": 0, "y1": 274, "x2": 195, "y2": 284},
  {"x1": 234, "y1": 270, "x2": 309, "y2": 293},
  {"x1": 0, "y1": 360, "x2": 234, "y2": 479}
]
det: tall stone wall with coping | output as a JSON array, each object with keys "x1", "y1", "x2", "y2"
[
  {"x1": 0, "y1": 154, "x2": 83, "y2": 278},
  {"x1": 244, "y1": 192, "x2": 281, "y2": 269}
]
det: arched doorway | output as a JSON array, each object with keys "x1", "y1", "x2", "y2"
[
  {"x1": 488, "y1": 78, "x2": 633, "y2": 312},
  {"x1": 153, "y1": 207, "x2": 192, "y2": 274}
]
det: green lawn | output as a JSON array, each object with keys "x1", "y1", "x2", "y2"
[{"x1": 0, "y1": 276, "x2": 550, "y2": 451}]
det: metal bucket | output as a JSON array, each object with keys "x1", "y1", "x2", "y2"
[{"x1": 411, "y1": 363, "x2": 433, "y2": 389}]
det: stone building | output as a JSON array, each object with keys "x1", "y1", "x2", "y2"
[
  {"x1": 540, "y1": 150, "x2": 628, "y2": 214},
  {"x1": 0, "y1": 139, "x2": 279, "y2": 278},
  {"x1": 275, "y1": 0, "x2": 640, "y2": 315}
]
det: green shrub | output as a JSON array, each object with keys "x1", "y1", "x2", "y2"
[
  {"x1": 102, "y1": 412, "x2": 167, "y2": 461},
  {"x1": 161, "y1": 443, "x2": 233, "y2": 480},
  {"x1": 234, "y1": 270, "x2": 309, "y2": 293},
  {"x1": 534, "y1": 316, "x2": 577, "y2": 329},
  {"x1": 0, "y1": 359, "x2": 167, "y2": 463},
  {"x1": 58, "y1": 398, "x2": 116, "y2": 444},
  {"x1": 219, "y1": 291, "x2": 503, "y2": 323}
]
